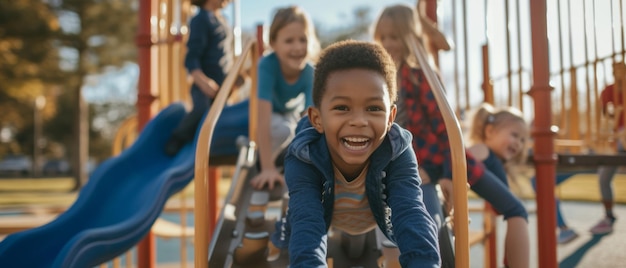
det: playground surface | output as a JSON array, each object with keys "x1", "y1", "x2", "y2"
[{"x1": 0, "y1": 172, "x2": 625, "y2": 267}]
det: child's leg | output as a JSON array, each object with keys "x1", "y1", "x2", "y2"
[
  {"x1": 171, "y1": 87, "x2": 213, "y2": 141},
  {"x1": 420, "y1": 183, "x2": 444, "y2": 230},
  {"x1": 590, "y1": 138, "x2": 624, "y2": 234},
  {"x1": 532, "y1": 173, "x2": 574, "y2": 229},
  {"x1": 269, "y1": 112, "x2": 298, "y2": 161},
  {"x1": 535, "y1": 173, "x2": 579, "y2": 243},
  {"x1": 554, "y1": 173, "x2": 575, "y2": 229},
  {"x1": 597, "y1": 139, "x2": 623, "y2": 219},
  {"x1": 471, "y1": 171, "x2": 529, "y2": 268},
  {"x1": 597, "y1": 165, "x2": 617, "y2": 218},
  {"x1": 166, "y1": 87, "x2": 213, "y2": 155}
]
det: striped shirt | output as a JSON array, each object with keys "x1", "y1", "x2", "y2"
[{"x1": 331, "y1": 165, "x2": 376, "y2": 235}]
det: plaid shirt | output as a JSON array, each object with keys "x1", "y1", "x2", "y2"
[{"x1": 398, "y1": 63, "x2": 484, "y2": 185}]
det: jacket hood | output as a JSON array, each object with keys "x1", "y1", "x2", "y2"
[{"x1": 288, "y1": 116, "x2": 413, "y2": 164}]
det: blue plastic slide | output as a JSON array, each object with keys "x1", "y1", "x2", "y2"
[{"x1": 0, "y1": 101, "x2": 249, "y2": 267}]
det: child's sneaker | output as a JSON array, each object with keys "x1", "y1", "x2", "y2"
[
  {"x1": 557, "y1": 229, "x2": 579, "y2": 244},
  {"x1": 266, "y1": 240, "x2": 281, "y2": 262},
  {"x1": 589, "y1": 217, "x2": 616, "y2": 234}
]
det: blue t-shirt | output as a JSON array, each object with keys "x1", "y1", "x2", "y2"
[
  {"x1": 184, "y1": 9, "x2": 232, "y2": 87},
  {"x1": 257, "y1": 53, "x2": 314, "y2": 114}
]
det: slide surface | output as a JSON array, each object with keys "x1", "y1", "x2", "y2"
[{"x1": 0, "y1": 101, "x2": 249, "y2": 268}]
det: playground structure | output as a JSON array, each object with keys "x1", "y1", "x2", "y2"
[{"x1": 0, "y1": 0, "x2": 625, "y2": 267}]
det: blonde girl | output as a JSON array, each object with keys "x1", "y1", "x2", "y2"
[
  {"x1": 373, "y1": 4, "x2": 530, "y2": 267},
  {"x1": 250, "y1": 6, "x2": 320, "y2": 190},
  {"x1": 466, "y1": 103, "x2": 531, "y2": 268}
]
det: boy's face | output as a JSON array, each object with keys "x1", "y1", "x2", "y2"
[{"x1": 308, "y1": 69, "x2": 396, "y2": 177}]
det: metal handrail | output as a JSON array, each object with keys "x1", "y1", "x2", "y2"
[
  {"x1": 406, "y1": 36, "x2": 470, "y2": 267},
  {"x1": 193, "y1": 39, "x2": 258, "y2": 268}
]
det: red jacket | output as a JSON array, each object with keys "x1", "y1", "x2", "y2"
[{"x1": 600, "y1": 84, "x2": 624, "y2": 129}]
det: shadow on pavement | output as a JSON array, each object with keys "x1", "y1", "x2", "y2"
[{"x1": 559, "y1": 233, "x2": 609, "y2": 268}]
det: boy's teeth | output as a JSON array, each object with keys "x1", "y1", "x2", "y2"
[
  {"x1": 345, "y1": 137, "x2": 367, "y2": 142},
  {"x1": 343, "y1": 140, "x2": 367, "y2": 150}
]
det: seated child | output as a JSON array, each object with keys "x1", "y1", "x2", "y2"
[
  {"x1": 268, "y1": 40, "x2": 440, "y2": 267},
  {"x1": 467, "y1": 103, "x2": 530, "y2": 267}
]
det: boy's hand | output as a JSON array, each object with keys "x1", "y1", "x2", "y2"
[{"x1": 250, "y1": 168, "x2": 284, "y2": 190}]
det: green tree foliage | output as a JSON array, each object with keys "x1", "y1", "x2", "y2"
[
  {"x1": 0, "y1": 0, "x2": 138, "y2": 175},
  {"x1": 51, "y1": 0, "x2": 138, "y2": 169},
  {"x1": 0, "y1": 0, "x2": 61, "y2": 156}
]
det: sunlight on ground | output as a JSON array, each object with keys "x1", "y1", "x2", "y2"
[{"x1": 0, "y1": 166, "x2": 624, "y2": 209}]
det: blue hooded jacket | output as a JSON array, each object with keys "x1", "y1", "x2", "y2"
[{"x1": 278, "y1": 117, "x2": 440, "y2": 267}]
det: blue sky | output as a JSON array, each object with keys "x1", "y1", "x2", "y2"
[
  {"x1": 83, "y1": 0, "x2": 418, "y2": 103},
  {"x1": 228, "y1": 0, "x2": 416, "y2": 31}
]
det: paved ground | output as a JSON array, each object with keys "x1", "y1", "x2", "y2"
[
  {"x1": 147, "y1": 198, "x2": 626, "y2": 268},
  {"x1": 2, "y1": 175, "x2": 625, "y2": 267},
  {"x1": 468, "y1": 199, "x2": 626, "y2": 268}
]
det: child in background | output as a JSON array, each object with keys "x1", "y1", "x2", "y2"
[
  {"x1": 372, "y1": 5, "x2": 529, "y2": 267},
  {"x1": 529, "y1": 69, "x2": 626, "y2": 243},
  {"x1": 467, "y1": 104, "x2": 530, "y2": 267},
  {"x1": 249, "y1": 6, "x2": 320, "y2": 190},
  {"x1": 589, "y1": 79, "x2": 624, "y2": 234},
  {"x1": 270, "y1": 40, "x2": 440, "y2": 267},
  {"x1": 165, "y1": 0, "x2": 233, "y2": 156}
]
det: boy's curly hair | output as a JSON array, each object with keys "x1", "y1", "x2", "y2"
[{"x1": 312, "y1": 40, "x2": 397, "y2": 108}]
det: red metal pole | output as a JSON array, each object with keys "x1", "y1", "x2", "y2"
[
  {"x1": 256, "y1": 24, "x2": 264, "y2": 56},
  {"x1": 528, "y1": 0, "x2": 557, "y2": 267},
  {"x1": 136, "y1": 0, "x2": 157, "y2": 266}
]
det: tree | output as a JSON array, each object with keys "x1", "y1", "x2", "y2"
[
  {"x1": 0, "y1": 0, "x2": 61, "y2": 156},
  {"x1": 0, "y1": 0, "x2": 138, "y2": 187},
  {"x1": 50, "y1": 0, "x2": 138, "y2": 188}
]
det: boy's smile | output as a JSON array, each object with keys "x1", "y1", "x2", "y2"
[{"x1": 309, "y1": 69, "x2": 396, "y2": 179}]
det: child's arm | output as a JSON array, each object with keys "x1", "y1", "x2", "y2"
[
  {"x1": 419, "y1": 14, "x2": 452, "y2": 52},
  {"x1": 189, "y1": 69, "x2": 219, "y2": 97},
  {"x1": 283, "y1": 154, "x2": 328, "y2": 266},
  {"x1": 250, "y1": 99, "x2": 284, "y2": 190},
  {"x1": 467, "y1": 143, "x2": 490, "y2": 162},
  {"x1": 250, "y1": 55, "x2": 285, "y2": 190},
  {"x1": 386, "y1": 149, "x2": 441, "y2": 266}
]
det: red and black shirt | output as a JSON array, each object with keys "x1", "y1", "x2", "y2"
[{"x1": 397, "y1": 63, "x2": 484, "y2": 185}]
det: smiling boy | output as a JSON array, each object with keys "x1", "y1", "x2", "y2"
[{"x1": 270, "y1": 40, "x2": 440, "y2": 267}]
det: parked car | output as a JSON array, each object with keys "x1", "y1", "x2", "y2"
[
  {"x1": 42, "y1": 159, "x2": 71, "y2": 176},
  {"x1": 0, "y1": 155, "x2": 32, "y2": 176}
]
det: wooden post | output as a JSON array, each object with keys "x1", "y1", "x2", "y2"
[
  {"x1": 481, "y1": 44, "x2": 496, "y2": 268},
  {"x1": 528, "y1": 0, "x2": 558, "y2": 266},
  {"x1": 136, "y1": 0, "x2": 157, "y2": 266}
]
